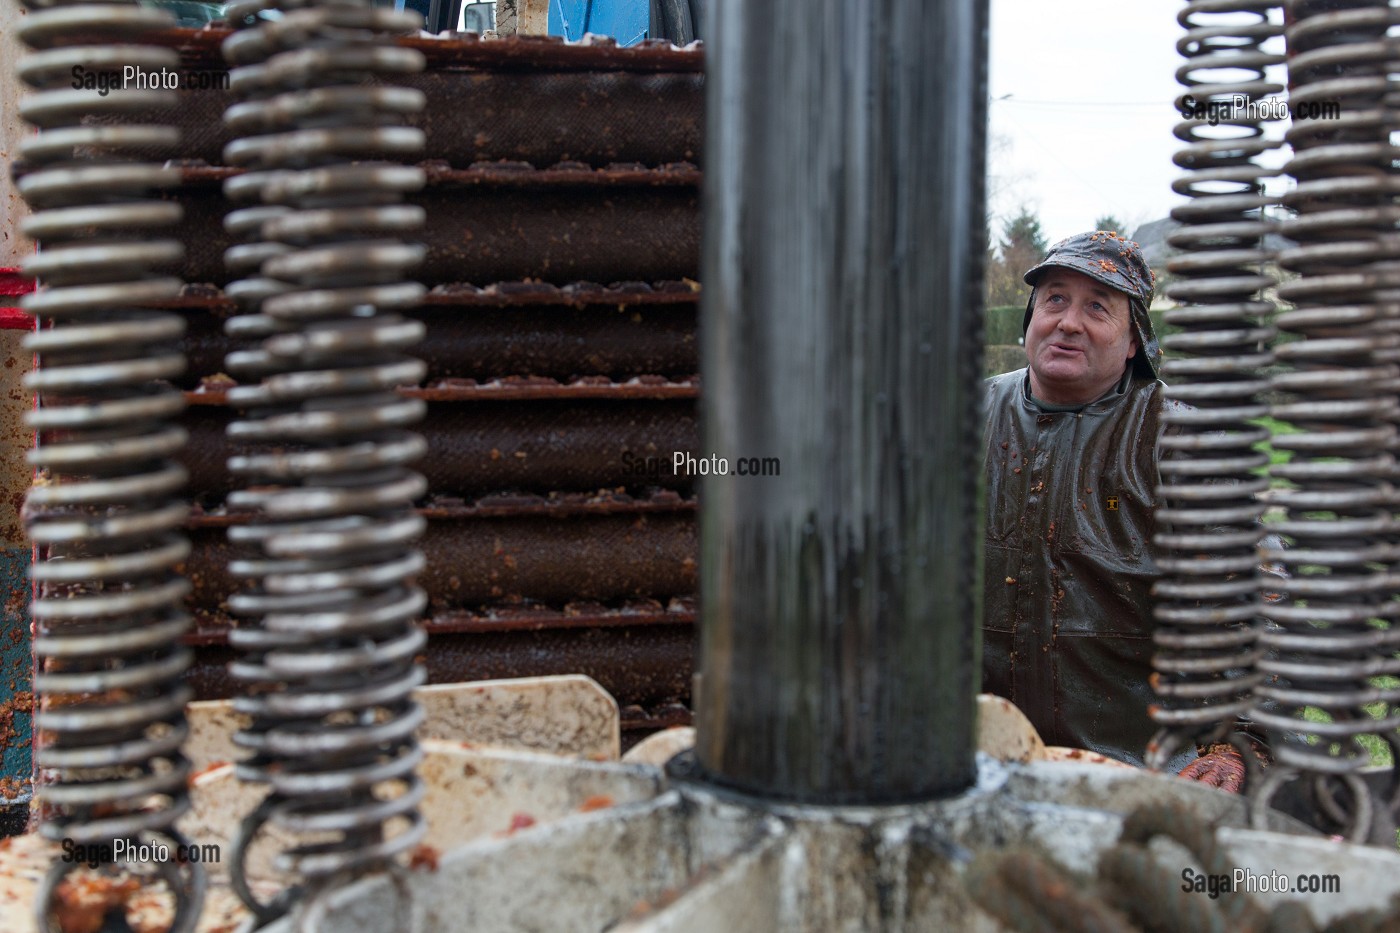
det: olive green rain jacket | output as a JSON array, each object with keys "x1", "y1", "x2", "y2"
[{"x1": 982, "y1": 367, "x2": 1189, "y2": 767}]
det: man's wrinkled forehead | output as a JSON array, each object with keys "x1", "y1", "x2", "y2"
[{"x1": 1035, "y1": 269, "x2": 1131, "y2": 308}]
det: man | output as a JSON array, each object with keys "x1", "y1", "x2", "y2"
[{"x1": 982, "y1": 230, "x2": 1247, "y2": 787}]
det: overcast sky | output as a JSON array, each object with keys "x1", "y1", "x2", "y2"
[{"x1": 987, "y1": 0, "x2": 1288, "y2": 246}]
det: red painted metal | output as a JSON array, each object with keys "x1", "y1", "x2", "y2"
[{"x1": 0, "y1": 269, "x2": 34, "y2": 330}]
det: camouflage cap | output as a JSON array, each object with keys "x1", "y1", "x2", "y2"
[{"x1": 1020, "y1": 230, "x2": 1160, "y2": 379}]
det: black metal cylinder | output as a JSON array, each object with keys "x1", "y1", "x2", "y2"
[{"x1": 694, "y1": 0, "x2": 988, "y2": 803}]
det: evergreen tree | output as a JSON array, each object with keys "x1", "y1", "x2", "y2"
[
  {"x1": 1001, "y1": 207, "x2": 1047, "y2": 258},
  {"x1": 1093, "y1": 214, "x2": 1127, "y2": 237},
  {"x1": 986, "y1": 207, "x2": 1047, "y2": 307}
]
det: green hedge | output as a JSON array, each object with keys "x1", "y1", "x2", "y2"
[
  {"x1": 984, "y1": 344, "x2": 1025, "y2": 377},
  {"x1": 985, "y1": 305, "x2": 1024, "y2": 346}
]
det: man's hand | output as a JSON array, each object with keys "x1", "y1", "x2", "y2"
[{"x1": 1178, "y1": 743, "x2": 1246, "y2": 793}]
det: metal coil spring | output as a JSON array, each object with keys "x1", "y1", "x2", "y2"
[
  {"x1": 1251, "y1": 0, "x2": 1400, "y2": 844},
  {"x1": 218, "y1": 0, "x2": 431, "y2": 921},
  {"x1": 12, "y1": 0, "x2": 206, "y2": 929},
  {"x1": 1149, "y1": 0, "x2": 1283, "y2": 770}
]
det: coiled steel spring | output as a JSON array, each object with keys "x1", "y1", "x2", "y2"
[
  {"x1": 1150, "y1": 0, "x2": 1283, "y2": 771},
  {"x1": 218, "y1": 0, "x2": 431, "y2": 921},
  {"x1": 1249, "y1": 0, "x2": 1400, "y2": 844},
  {"x1": 12, "y1": 1, "x2": 205, "y2": 930}
]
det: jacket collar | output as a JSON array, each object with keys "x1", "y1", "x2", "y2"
[{"x1": 1019, "y1": 366, "x2": 1136, "y2": 416}]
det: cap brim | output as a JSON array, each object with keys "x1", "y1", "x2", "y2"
[{"x1": 1023, "y1": 259, "x2": 1131, "y2": 299}]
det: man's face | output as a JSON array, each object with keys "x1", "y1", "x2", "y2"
[{"x1": 1024, "y1": 269, "x2": 1138, "y2": 405}]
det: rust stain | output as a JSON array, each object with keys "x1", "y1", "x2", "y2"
[
  {"x1": 577, "y1": 794, "x2": 614, "y2": 812},
  {"x1": 408, "y1": 844, "x2": 441, "y2": 873},
  {"x1": 52, "y1": 873, "x2": 142, "y2": 933},
  {"x1": 0, "y1": 689, "x2": 33, "y2": 755}
]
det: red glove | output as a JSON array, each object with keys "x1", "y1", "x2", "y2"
[{"x1": 1178, "y1": 743, "x2": 1246, "y2": 794}]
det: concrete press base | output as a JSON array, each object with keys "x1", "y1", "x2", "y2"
[{"x1": 265, "y1": 752, "x2": 1400, "y2": 932}]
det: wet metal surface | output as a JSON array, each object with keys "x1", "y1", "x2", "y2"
[
  {"x1": 164, "y1": 279, "x2": 701, "y2": 311},
  {"x1": 48, "y1": 26, "x2": 704, "y2": 125},
  {"x1": 176, "y1": 399, "x2": 698, "y2": 502},
  {"x1": 91, "y1": 70, "x2": 702, "y2": 168},
  {"x1": 183, "y1": 509, "x2": 697, "y2": 621},
  {"x1": 696, "y1": 0, "x2": 988, "y2": 802},
  {"x1": 5, "y1": 162, "x2": 701, "y2": 287},
  {"x1": 411, "y1": 380, "x2": 697, "y2": 400},
  {"x1": 423, "y1": 597, "x2": 695, "y2": 635},
  {"x1": 182, "y1": 301, "x2": 697, "y2": 386},
  {"x1": 173, "y1": 165, "x2": 700, "y2": 287},
  {"x1": 180, "y1": 479, "x2": 697, "y2": 731},
  {"x1": 191, "y1": 380, "x2": 699, "y2": 403},
  {"x1": 184, "y1": 626, "x2": 694, "y2": 722},
  {"x1": 25, "y1": 26, "x2": 707, "y2": 747}
]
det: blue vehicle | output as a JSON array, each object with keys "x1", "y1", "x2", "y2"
[
  {"x1": 141, "y1": 0, "x2": 698, "y2": 44},
  {"x1": 549, "y1": 0, "x2": 700, "y2": 46},
  {"x1": 375, "y1": 0, "x2": 700, "y2": 43}
]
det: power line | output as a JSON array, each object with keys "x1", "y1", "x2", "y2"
[{"x1": 992, "y1": 97, "x2": 1177, "y2": 109}]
